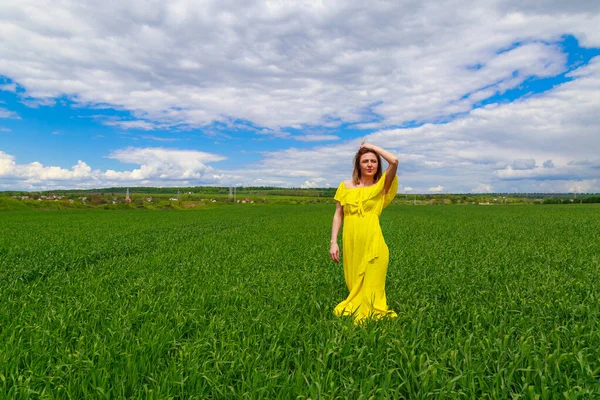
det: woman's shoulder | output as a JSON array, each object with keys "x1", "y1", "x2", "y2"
[
  {"x1": 342, "y1": 179, "x2": 354, "y2": 188},
  {"x1": 335, "y1": 180, "x2": 352, "y2": 202}
]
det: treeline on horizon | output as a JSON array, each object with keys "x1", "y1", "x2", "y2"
[
  {"x1": 1, "y1": 188, "x2": 600, "y2": 206},
  {"x1": 1, "y1": 186, "x2": 599, "y2": 198}
]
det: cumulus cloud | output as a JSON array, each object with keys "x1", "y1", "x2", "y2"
[
  {"x1": 232, "y1": 58, "x2": 600, "y2": 193},
  {"x1": 0, "y1": 151, "x2": 96, "y2": 183},
  {"x1": 0, "y1": 1, "x2": 598, "y2": 131},
  {"x1": 140, "y1": 135, "x2": 181, "y2": 142},
  {"x1": 104, "y1": 147, "x2": 226, "y2": 181},
  {"x1": 103, "y1": 120, "x2": 160, "y2": 131},
  {"x1": 293, "y1": 134, "x2": 340, "y2": 142},
  {"x1": 0, "y1": 2, "x2": 599, "y2": 192},
  {"x1": 472, "y1": 183, "x2": 493, "y2": 193},
  {"x1": 495, "y1": 163, "x2": 597, "y2": 181},
  {"x1": 0, "y1": 148, "x2": 230, "y2": 189},
  {"x1": 109, "y1": 147, "x2": 224, "y2": 164},
  {"x1": 0, "y1": 151, "x2": 15, "y2": 174},
  {"x1": 568, "y1": 159, "x2": 600, "y2": 167},
  {"x1": 568, "y1": 180, "x2": 598, "y2": 193},
  {"x1": 0, "y1": 107, "x2": 19, "y2": 119},
  {"x1": 256, "y1": 128, "x2": 291, "y2": 139},
  {"x1": 0, "y1": 83, "x2": 16, "y2": 92},
  {"x1": 301, "y1": 177, "x2": 327, "y2": 189},
  {"x1": 428, "y1": 185, "x2": 444, "y2": 193},
  {"x1": 511, "y1": 159, "x2": 537, "y2": 170}
]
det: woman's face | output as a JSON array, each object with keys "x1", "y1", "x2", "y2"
[{"x1": 359, "y1": 152, "x2": 378, "y2": 179}]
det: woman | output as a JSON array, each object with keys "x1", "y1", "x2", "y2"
[{"x1": 330, "y1": 142, "x2": 399, "y2": 323}]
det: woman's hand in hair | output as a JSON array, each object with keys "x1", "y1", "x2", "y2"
[{"x1": 359, "y1": 141, "x2": 375, "y2": 151}]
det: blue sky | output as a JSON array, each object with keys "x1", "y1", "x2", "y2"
[{"x1": 1, "y1": 1, "x2": 599, "y2": 193}]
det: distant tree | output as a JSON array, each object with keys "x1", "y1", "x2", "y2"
[{"x1": 89, "y1": 194, "x2": 107, "y2": 206}]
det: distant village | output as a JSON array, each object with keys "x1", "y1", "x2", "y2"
[
  {"x1": 3, "y1": 184, "x2": 599, "y2": 209},
  {"x1": 9, "y1": 188, "x2": 259, "y2": 207}
]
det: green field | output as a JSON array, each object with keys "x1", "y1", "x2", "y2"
[{"x1": 1, "y1": 205, "x2": 600, "y2": 398}]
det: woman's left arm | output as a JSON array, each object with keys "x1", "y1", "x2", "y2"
[{"x1": 361, "y1": 143, "x2": 398, "y2": 194}]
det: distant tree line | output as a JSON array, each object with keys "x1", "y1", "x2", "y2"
[
  {"x1": 543, "y1": 196, "x2": 600, "y2": 204},
  {"x1": 2, "y1": 187, "x2": 599, "y2": 204}
]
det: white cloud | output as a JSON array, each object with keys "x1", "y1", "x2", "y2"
[
  {"x1": 108, "y1": 147, "x2": 225, "y2": 165},
  {"x1": 472, "y1": 183, "x2": 493, "y2": 193},
  {"x1": 103, "y1": 147, "x2": 226, "y2": 181},
  {"x1": 0, "y1": 147, "x2": 230, "y2": 189},
  {"x1": 0, "y1": 151, "x2": 95, "y2": 182},
  {"x1": 511, "y1": 159, "x2": 537, "y2": 170},
  {"x1": 0, "y1": 2, "x2": 599, "y2": 192},
  {"x1": 568, "y1": 180, "x2": 598, "y2": 194},
  {"x1": 140, "y1": 135, "x2": 180, "y2": 142},
  {"x1": 300, "y1": 177, "x2": 326, "y2": 188},
  {"x1": 0, "y1": 151, "x2": 15, "y2": 174},
  {"x1": 0, "y1": 83, "x2": 16, "y2": 92},
  {"x1": 428, "y1": 185, "x2": 444, "y2": 193},
  {"x1": 0, "y1": 107, "x2": 19, "y2": 119},
  {"x1": 103, "y1": 120, "x2": 160, "y2": 131},
  {"x1": 495, "y1": 163, "x2": 597, "y2": 181},
  {"x1": 228, "y1": 58, "x2": 600, "y2": 193},
  {"x1": 0, "y1": 1, "x2": 598, "y2": 131},
  {"x1": 255, "y1": 128, "x2": 291, "y2": 139},
  {"x1": 293, "y1": 134, "x2": 340, "y2": 142}
]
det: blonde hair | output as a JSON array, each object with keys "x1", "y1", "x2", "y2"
[{"x1": 352, "y1": 148, "x2": 382, "y2": 185}]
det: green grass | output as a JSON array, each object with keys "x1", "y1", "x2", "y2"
[{"x1": 1, "y1": 205, "x2": 600, "y2": 398}]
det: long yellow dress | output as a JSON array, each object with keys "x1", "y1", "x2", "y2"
[{"x1": 333, "y1": 171, "x2": 398, "y2": 323}]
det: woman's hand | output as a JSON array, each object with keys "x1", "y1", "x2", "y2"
[
  {"x1": 360, "y1": 140, "x2": 374, "y2": 150},
  {"x1": 330, "y1": 242, "x2": 340, "y2": 263}
]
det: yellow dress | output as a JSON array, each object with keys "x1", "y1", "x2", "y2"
[{"x1": 333, "y1": 171, "x2": 398, "y2": 323}]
